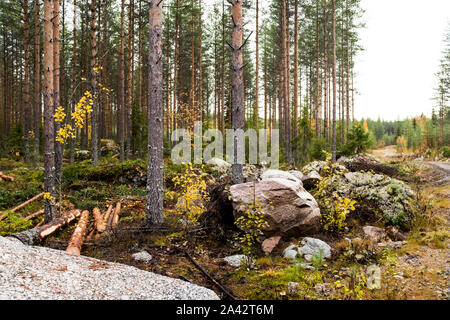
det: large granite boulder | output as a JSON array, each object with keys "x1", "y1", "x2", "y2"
[{"x1": 229, "y1": 178, "x2": 321, "y2": 237}]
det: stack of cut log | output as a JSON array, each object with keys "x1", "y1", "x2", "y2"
[
  {"x1": 67, "y1": 202, "x2": 121, "y2": 255},
  {"x1": 7, "y1": 196, "x2": 122, "y2": 256}
]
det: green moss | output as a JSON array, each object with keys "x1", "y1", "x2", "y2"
[{"x1": 0, "y1": 211, "x2": 33, "y2": 236}]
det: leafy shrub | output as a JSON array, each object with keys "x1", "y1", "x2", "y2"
[
  {"x1": 166, "y1": 163, "x2": 210, "y2": 225},
  {"x1": 320, "y1": 196, "x2": 356, "y2": 232},
  {"x1": 235, "y1": 199, "x2": 269, "y2": 255}
]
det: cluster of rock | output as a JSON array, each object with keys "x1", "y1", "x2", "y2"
[
  {"x1": 211, "y1": 153, "x2": 414, "y2": 238},
  {"x1": 282, "y1": 237, "x2": 332, "y2": 262}
]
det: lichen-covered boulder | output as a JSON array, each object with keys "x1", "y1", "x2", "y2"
[
  {"x1": 229, "y1": 178, "x2": 321, "y2": 237},
  {"x1": 317, "y1": 171, "x2": 414, "y2": 227}
]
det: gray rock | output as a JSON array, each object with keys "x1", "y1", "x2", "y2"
[
  {"x1": 132, "y1": 251, "x2": 153, "y2": 263},
  {"x1": 377, "y1": 241, "x2": 407, "y2": 249},
  {"x1": 230, "y1": 179, "x2": 321, "y2": 237},
  {"x1": 74, "y1": 149, "x2": 91, "y2": 161},
  {"x1": 319, "y1": 170, "x2": 414, "y2": 225},
  {"x1": 207, "y1": 157, "x2": 231, "y2": 173},
  {"x1": 283, "y1": 250, "x2": 299, "y2": 260},
  {"x1": 223, "y1": 254, "x2": 251, "y2": 267},
  {"x1": 298, "y1": 237, "x2": 331, "y2": 261},
  {"x1": 0, "y1": 236, "x2": 218, "y2": 300}
]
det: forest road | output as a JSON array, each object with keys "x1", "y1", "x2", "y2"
[{"x1": 420, "y1": 161, "x2": 450, "y2": 185}]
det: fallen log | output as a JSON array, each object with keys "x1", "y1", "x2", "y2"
[
  {"x1": 11, "y1": 193, "x2": 44, "y2": 213},
  {"x1": 23, "y1": 209, "x2": 44, "y2": 221},
  {"x1": 66, "y1": 210, "x2": 90, "y2": 255},
  {"x1": 11, "y1": 209, "x2": 82, "y2": 245},
  {"x1": 0, "y1": 171, "x2": 14, "y2": 182},
  {"x1": 93, "y1": 207, "x2": 107, "y2": 233}
]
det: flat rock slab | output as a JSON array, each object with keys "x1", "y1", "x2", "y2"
[{"x1": 0, "y1": 236, "x2": 219, "y2": 300}]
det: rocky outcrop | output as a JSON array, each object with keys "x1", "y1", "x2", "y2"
[
  {"x1": 229, "y1": 178, "x2": 321, "y2": 237},
  {"x1": 0, "y1": 236, "x2": 219, "y2": 300}
]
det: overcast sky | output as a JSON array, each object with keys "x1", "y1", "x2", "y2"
[{"x1": 354, "y1": 0, "x2": 450, "y2": 121}]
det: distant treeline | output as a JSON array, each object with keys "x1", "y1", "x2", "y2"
[{"x1": 365, "y1": 110, "x2": 450, "y2": 156}]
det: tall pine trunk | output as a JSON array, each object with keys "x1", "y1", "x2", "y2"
[
  {"x1": 145, "y1": 0, "x2": 164, "y2": 225},
  {"x1": 33, "y1": 0, "x2": 41, "y2": 166},
  {"x1": 90, "y1": 0, "x2": 98, "y2": 166},
  {"x1": 331, "y1": 0, "x2": 337, "y2": 161},
  {"x1": 231, "y1": 0, "x2": 244, "y2": 184},
  {"x1": 119, "y1": 0, "x2": 125, "y2": 162},
  {"x1": 43, "y1": 0, "x2": 56, "y2": 222},
  {"x1": 23, "y1": 0, "x2": 31, "y2": 163}
]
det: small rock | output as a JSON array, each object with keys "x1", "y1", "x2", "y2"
[
  {"x1": 132, "y1": 251, "x2": 153, "y2": 263},
  {"x1": 297, "y1": 262, "x2": 315, "y2": 270},
  {"x1": 283, "y1": 250, "x2": 298, "y2": 260},
  {"x1": 287, "y1": 282, "x2": 299, "y2": 296},
  {"x1": 262, "y1": 236, "x2": 282, "y2": 255},
  {"x1": 298, "y1": 237, "x2": 331, "y2": 261},
  {"x1": 223, "y1": 255, "x2": 251, "y2": 268},
  {"x1": 363, "y1": 226, "x2": 387, "y2": 243}
]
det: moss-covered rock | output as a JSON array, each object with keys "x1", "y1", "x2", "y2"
[{"x1": 315, "y1": 168, "x2": 414, "y2": 228}]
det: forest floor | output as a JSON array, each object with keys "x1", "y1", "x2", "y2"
[{"x1": 0, "y1": 147, "x2": 448, "y2": 300}]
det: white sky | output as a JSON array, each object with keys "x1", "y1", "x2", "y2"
[{"x1": 354, "y1": 0, "x2": 450, "y2": 121}]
